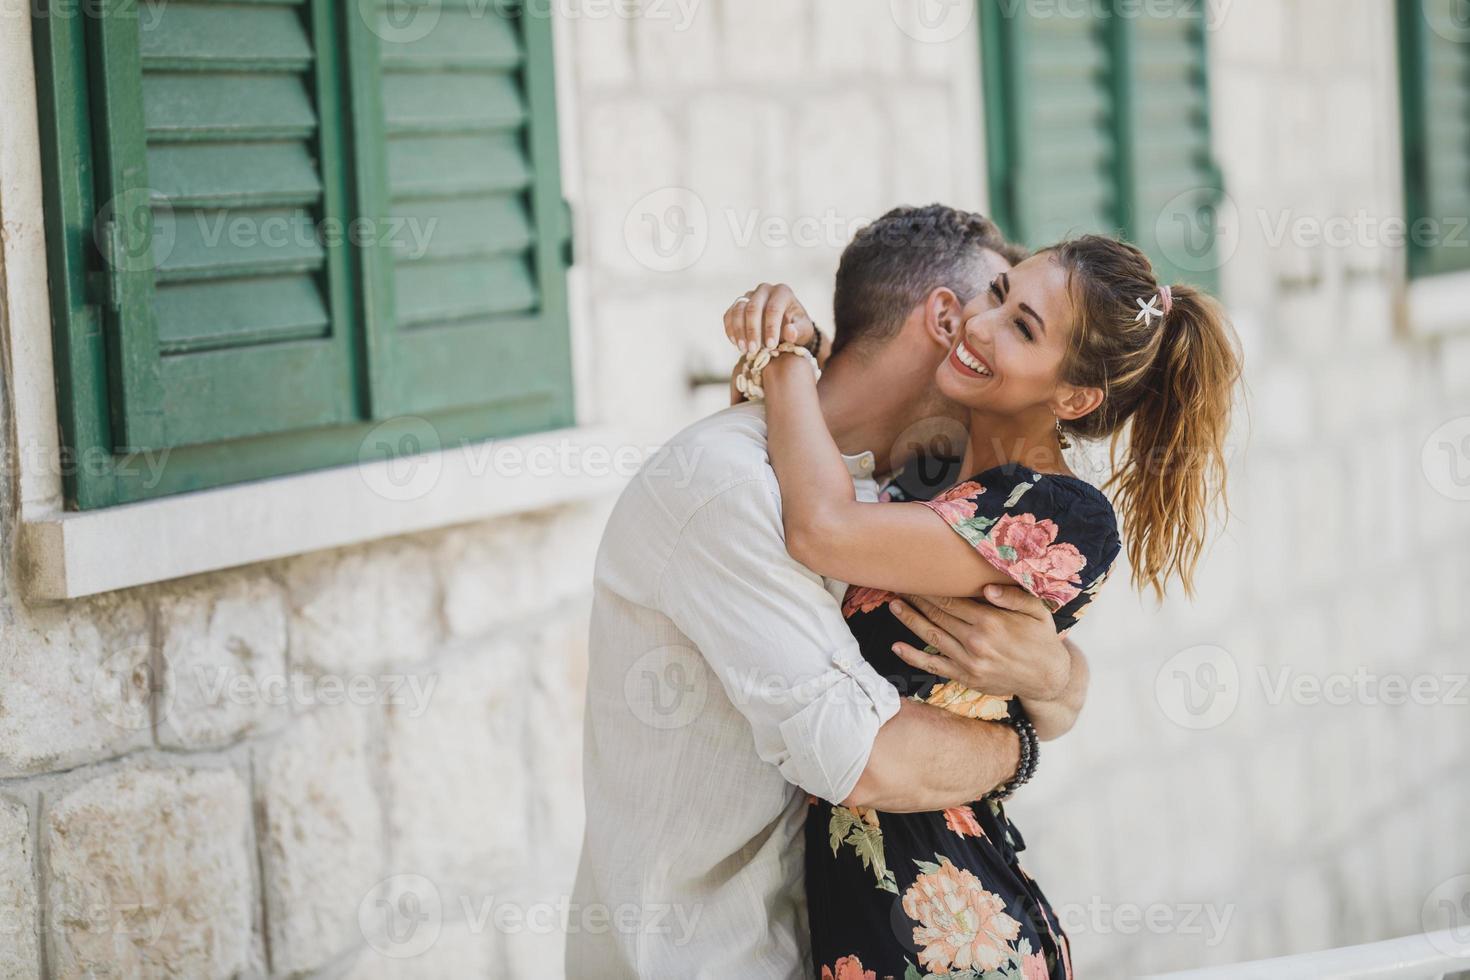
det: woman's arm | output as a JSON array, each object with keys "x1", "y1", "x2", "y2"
[{"x1": 763, "y1": 355, "x2": 1014, "y2": 598}]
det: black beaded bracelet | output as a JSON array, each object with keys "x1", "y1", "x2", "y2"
[{"x1": 985, "y1": 711, "x2": 1039, "y2": 802}]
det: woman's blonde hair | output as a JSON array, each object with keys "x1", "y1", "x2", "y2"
[{"x1": 1045, "y1": 236, "x2": 1242, "y2": 599}]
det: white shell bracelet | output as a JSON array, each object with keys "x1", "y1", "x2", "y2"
[{"x1": 735, "y1": 343, "x2": 821, "y2": 401}]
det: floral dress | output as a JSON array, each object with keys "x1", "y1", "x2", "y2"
[{"x1": 807, "y1": 463, "x2": 1121, "y2": 980}]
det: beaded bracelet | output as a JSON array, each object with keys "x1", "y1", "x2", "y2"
[
  {"x1": 734, "y1": 342, "x2": 821, "y2": 401},
  {"x1": 984, "y1": 711, "x2": 1039, "y2": 802}
]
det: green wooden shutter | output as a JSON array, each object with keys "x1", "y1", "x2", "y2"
[
  {"x1": 982, "y1": 7, "x2": 1121, "y2": 245},
  {"x1": 981, "y1": 3, "x2": 1221, "y2": 290},
  {"x1": 91, "y1": 0, "x2": 362, "y2": 450},
  {"x1": 1126, "y1": 1, "x2": 1222, "y2": 289},
  {"x1": 352, "y1": 0, "x2": 574, "y2": 430},
  {"x1": 1399, "y1": 0, "x2": 1470, "y2": 279}
]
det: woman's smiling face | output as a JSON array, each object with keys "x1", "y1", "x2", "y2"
[{"x1": 936, "y1": 251, "x2": 1079, "y2": 416}]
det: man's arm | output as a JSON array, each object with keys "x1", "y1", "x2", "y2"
[
  {"x1": 659, "y1": 475, "x2": 1023, "y2": 807},
  {"x1": 842, "y1": 699, "x2": 1020, "y2": 812}
]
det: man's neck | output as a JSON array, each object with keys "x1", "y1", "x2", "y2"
[{"x1": 816, "y1": 350, "x2": 953, "y2": 475}]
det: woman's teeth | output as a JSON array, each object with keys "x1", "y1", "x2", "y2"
[{"x1": 956, "y1": 344, "x2": 992, "y2": 377}]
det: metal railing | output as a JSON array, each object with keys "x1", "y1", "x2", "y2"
[{"x1": 1144, "y1": 930, "x2": 1470, "y2": 980}]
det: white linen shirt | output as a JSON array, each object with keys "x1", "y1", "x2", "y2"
[{"x1": 567, "y1": 402, "x2": 902, "y2": 980}]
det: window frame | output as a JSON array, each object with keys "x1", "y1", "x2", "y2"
[
  {"x1": 1397, "y1": 0, "x2": 1470, "y2": 281},
  {"x1": 31, "y1": 1, "x2": 575, "y2": 511},
  {"x1": 979, "y1": 2, "x2": 1224, "y2": 291}
]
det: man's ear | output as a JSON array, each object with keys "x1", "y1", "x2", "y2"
[
  {"x1": 1052, "y1": 384, "x2": 1104, "y2": 422},
  {"x1": 922, "y1": 287, "x2": 965, "y2": 349}
]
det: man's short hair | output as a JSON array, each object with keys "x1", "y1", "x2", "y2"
[{"x1": 831, "y1": 205, "x2": 1027, "y2": 357}]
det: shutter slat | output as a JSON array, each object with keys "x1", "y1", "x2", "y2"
[
  {"x1": 143, "y1": 73, "x2": 317, "y2": 141},
  {"x1": 394, "y1": 256, "x2": 539, "y2": 329},
  {"x1": 156, "y1": 275, "x2": 329, "y2": 354},
  {"x1": 148, "y1": 143, "x2": 321, "y2": 207},
  {"x1": 140, "y1": 3, "x2": 312, "y2": 72},
  {"x1": 392, "y1": 195, "x2": 534, "y2": 262},
  {"x1": 153, "y1": 207, "x2": 325, "y2": 282},
  {"x1": 388, "y1": 133, "x2": 532, "y2": 198},
  {"x1": 382, "y1": 71, "x2": 526, "y2": 135},
  {"x1": 378, "y1": 9, "x2": 523, "y2": 71}
]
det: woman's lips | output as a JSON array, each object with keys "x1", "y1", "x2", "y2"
[{"x1": 950, "y1": 340, "x2": 993, "y2": 379}]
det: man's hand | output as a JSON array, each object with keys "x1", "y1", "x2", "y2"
[
  {"x1": 886, "y1": 586, "x2": 1069, "y2": 701},
  {"x1": 723, "y1": 283, "x2": 818, "y2": 355}
]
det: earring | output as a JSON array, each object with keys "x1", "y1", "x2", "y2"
[{"x1": 1055, "y1": 418, "x2": 1072, "y2": 450}]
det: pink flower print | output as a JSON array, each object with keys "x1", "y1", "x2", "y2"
[{"x1": 977, "y1": 513, "x2": 1087, "y2": 608}]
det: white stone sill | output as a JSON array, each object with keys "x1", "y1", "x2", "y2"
[
  {"x1": 1405, "y1": 269, "x2": 1470, "y2": 336},
  {"x1": 19, "y1": 425, "x2": 631, "y2": 601}
]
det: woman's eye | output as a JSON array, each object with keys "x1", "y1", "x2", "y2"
[{"x1": 1014, "y1": 319, "x2": 1033, "y2": 341}]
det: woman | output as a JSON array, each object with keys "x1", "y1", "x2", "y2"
[{"x1": 725, "y1": 236, "x2": 1242, "y2": 979}]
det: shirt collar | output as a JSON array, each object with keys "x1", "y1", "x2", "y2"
[{"x1": 841, "y1": 450, "x2": 877, "y2": 480}]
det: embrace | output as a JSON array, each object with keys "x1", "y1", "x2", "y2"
[{"x1": 569, "y1": 206, "x2": 1242, "y2": 980}]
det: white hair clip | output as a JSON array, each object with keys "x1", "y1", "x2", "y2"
[{"x1": 1135, "y1": 286, "x2": 1173, "y2": 328}]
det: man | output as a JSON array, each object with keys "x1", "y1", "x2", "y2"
[{"x1": 569, "y1": 206, "x2": 1089, "y2": 979}]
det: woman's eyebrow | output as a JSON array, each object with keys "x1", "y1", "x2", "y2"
[{"x1": 1019, "y1": 303, "x2": 1046, "y2": 335}]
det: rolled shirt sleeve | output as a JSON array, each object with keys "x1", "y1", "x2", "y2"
[{"x1": 658, "y1": 475, "x2": 901, "y2": 804}]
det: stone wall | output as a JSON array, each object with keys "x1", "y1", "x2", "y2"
[{"x1": 1, "y1": 1, "x2": 1468, "y2": 978}]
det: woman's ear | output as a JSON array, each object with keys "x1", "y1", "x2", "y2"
[
  {"x1": 923, "y1": 287, "x2": 965, "y2": 349},
  {"x1": 1052, "y1": 384, "x2": 1104, "y2": 422}
]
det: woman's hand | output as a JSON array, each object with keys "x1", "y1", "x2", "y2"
[
  {"x1": 885, "y1": 586, "x2": 1088, "y2": 741},
  {"x1": 723, "y1": 283, "x2": 818, "y2": 354},
  {"x1": 887, "y1": 587, "x2": 1070, "y2": 702}
]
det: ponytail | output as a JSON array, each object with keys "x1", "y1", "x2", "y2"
[
  {"x1": 1106, "y1": 286, "x2": 1240, "y2": 598},
  {"x1": 1047, "y1": 237, "x2": 1243, "y2": 599}
]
